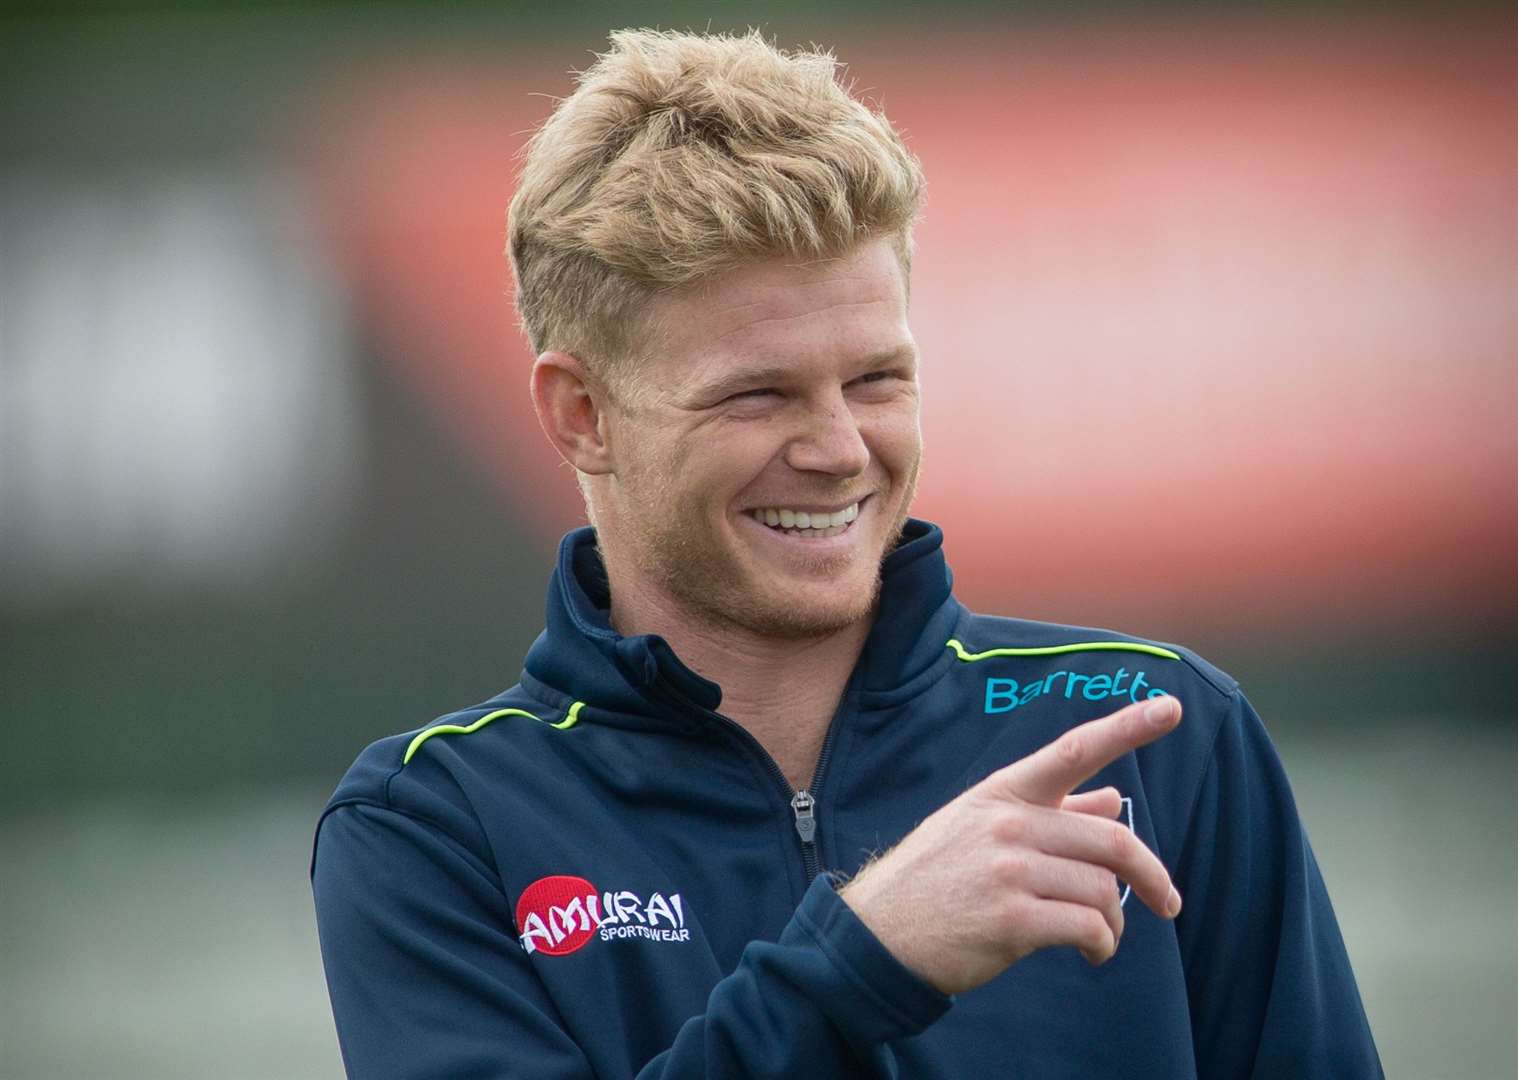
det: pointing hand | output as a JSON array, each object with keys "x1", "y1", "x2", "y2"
[{"x1": 839, "y1": 696, "x2": 1183, "y2": 994}]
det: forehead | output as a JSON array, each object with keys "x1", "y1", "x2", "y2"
[{"x1": 646, "y1": 239, "x2": 913, "y2": 382}]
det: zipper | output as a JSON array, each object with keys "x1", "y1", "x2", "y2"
[
  {"x1": 790, "y1": 790, "x2": 821, "y2": 881},
  {"x1": 653, "y1": 676, "x2": 844, "y2": 885},
  {"x1": 788, "y1": 718, "x2": 843, "y2": 882}
]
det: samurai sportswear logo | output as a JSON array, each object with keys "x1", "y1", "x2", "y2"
[{"x1": 516, "y1": 875, "x2": 690, "y2": 956}]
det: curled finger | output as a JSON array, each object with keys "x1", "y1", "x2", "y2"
[
  {"x1": 1026, "y1": 804, "x2": 1182, "y2": 920},
  {"x1": 1016, "y1": 851, "x2": 1126, "y2": 948},
  {"x1": 1023, "y1": 898, "x2": 1119, "y2": 966},
  {"x1": 1060, "y1": 786, "x2": 1123, "y2": 819}
]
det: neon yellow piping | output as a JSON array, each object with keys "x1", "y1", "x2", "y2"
[
  {"x1": 403, "y1": 701, "x2": 586, "y2": 765},
  {"x1": 550, "y1": 700, "x2": 585, "y2": 730},
  {"x1": 946, "y1": 638, "x2": 1181, "y2": 663}
]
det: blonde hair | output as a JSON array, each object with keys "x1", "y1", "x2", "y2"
[{"x1": 507, "y1": 28, "x2": 924, "y2": 379}]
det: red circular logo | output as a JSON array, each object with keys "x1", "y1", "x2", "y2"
[{"x1": 516, "y1": 875, "x2": 600, "y2": 956}]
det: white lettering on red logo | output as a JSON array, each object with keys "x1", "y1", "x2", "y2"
[{"x1": 516, "y1": 874, "x2": 691, "y2": 956}]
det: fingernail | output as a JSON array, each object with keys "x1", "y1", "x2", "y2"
[
  {"x1": 1144, "y1": 697, "x2": 1175, "y2": 725},
  {"x1": 1166, "y1": 886, "x2": 1182, "y2": 917}
]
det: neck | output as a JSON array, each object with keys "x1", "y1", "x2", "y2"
[{"x1": 609, "y1": 579, "x2": 871, "y2": 792}]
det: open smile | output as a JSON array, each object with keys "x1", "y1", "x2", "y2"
[{"x1": 746, "y1": 498, "x2": 865, "y2": 539}]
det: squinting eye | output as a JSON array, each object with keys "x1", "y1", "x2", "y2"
[{"x1": 729, "y1": 388, "x2": 779, "y2": 401}]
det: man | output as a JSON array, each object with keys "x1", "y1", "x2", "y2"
[{"x1": 312, "y1": 28, "x2": 1381, "y2": 1078}]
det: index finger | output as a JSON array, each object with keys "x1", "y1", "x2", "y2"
[{"x1": 991, "y1": 696, "x2": 1181, "y2": 806}]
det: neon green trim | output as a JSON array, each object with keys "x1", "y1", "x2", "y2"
[
  {"x1": 946, "y1": 638, "x2": 1181, "y2": 663},
  {"x1": 550, "y1": 700, "x2": 585, "y2": 731},
  {"x1": 403, "y1": 702, "x2": 586, "y2": 765}
]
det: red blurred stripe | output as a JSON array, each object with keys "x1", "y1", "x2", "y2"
[{"x1": 300, "y1": 18, "x2": 1518, "y2": 634}]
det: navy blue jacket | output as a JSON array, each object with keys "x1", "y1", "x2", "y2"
[{"x1": 312, "y1": 520, "x2": 1382, "y2": 1078}]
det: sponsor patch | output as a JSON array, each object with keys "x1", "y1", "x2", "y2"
[
  {"x1": 985, "y1": 666, "x2": 1173, "y2": 715},
  {"x1": 516, "y1": 874, "x2": 690, "y2": 956}
]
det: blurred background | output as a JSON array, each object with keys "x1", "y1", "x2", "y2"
[{"x1": 1, "y1": 2, "x2": 1513, "y2": 1076}]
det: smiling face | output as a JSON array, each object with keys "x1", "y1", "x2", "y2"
[{"x1": 590, "y1": 237, "x2": 922, "y2": 642}]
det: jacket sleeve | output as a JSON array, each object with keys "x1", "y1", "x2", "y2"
[
  {"x1": 312, "y1": 802, "x2": 950, "y2": 1079},
  {"x1": 1172, "y1": 691, "x2": 1383, "y2": 1078}
]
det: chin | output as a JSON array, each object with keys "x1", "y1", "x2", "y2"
[{"x1": 698, "y1": 576, "x2": 882, "y2": 641}]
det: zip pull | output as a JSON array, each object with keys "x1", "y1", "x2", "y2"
[{"x1": 790, "y1": 790, "x2": 817, "y2": 844}]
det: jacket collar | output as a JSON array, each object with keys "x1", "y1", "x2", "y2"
[{"x1": 521, "y1": 518, "x2": 960, "y2": 729}]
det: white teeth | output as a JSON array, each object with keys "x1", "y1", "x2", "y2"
[{"x1": 751, "y1": 501, "x2": 862, "y2": 534}]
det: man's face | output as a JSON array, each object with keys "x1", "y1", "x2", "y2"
[{"x1": 596, "y1": 237, "x2": 922, "y2": 641}]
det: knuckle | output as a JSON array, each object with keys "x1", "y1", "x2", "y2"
[
  {"x1": 1106, "y1": 823, "x2": 1135, "y2": 862},
  {"x1": 991, "y1": 808, "x2": 1027, "y2": 845},
  {"x1": 1056, "y1": 731, "x2": 1087, "y2": 768},
  {"x1": 1079, "y1": 909, "x2": 1113, "y2": 954},
  {"x1": 992, "y1": 850, "x2": 1030, "y2": 887}
]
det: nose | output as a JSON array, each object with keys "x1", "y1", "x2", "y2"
[{"x1": 785, "y1": 390, "x2": 870, "y2": 478}]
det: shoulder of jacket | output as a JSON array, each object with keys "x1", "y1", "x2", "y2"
[
  {"x1": 314, "y1": 688, "x2": 584, "y2": 879},
  {"x1": 323, "y1": 688, "x2": 579, "y2": 814},
  {"x1": 947, "y1": 609, "x2": 1239, "y2": 705}
]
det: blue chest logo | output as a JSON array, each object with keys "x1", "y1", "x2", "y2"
[{"x1": 985, "y1": 666, "x2": 1171, "y2": 714}]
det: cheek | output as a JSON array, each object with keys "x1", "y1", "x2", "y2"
[
  {"x1": 867, "y1": 409, "x2": 923, "y2": 473},
  {"x1": 704, "y1": 426, "x2": 787, "y2": 492},
  {"x1": 617, "y1": 424, "x2": 688, "y2": 489}
]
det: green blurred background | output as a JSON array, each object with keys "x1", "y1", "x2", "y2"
[{"x1": 1, "y1": 3, "x2": 1514, "y2": 1077}]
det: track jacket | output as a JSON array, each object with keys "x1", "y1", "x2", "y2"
[{"x1": 312, "y1": 520, "x2": 1382, "y2": 1078}]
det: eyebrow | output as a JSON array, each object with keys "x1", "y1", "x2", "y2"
[
  {"x1": 692, "y1": 345, "x2": 918, "y2": 402},
  {"x1": 693, "y1": 364, "x2": 796, "y2": 402}
]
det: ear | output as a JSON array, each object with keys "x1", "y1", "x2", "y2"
[{"x1": 530, "y1": 351, "x2": 616, "y2": 475}]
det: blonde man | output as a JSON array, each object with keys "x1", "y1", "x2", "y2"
[{"x1": 314, "y1": 29, "x2": 1380, "y2": 1078}]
